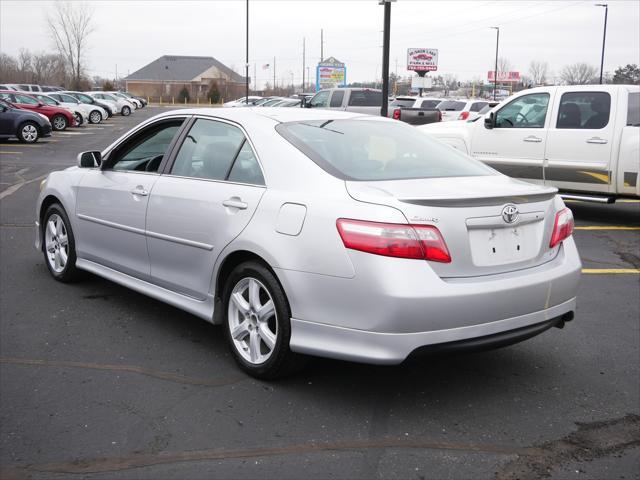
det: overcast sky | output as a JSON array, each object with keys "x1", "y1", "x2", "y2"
[{"x1": 1, "y1": 0, "x2": 638, "y2": 89}]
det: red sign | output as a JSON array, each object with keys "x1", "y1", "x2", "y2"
[
  {"x1": 407, "y1": 48, "x2": 438, "y2": 72},
  {"x1": 488, "y1": 71, "x2": 521, "y2": 82}
]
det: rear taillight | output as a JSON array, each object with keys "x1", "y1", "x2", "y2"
[
  {"x1": 336, "y1": 219, "x2": 451, "y2": 263},
  {"x1": 392, "y1": 108, "x2": 401, "y2": 120},
  {"x1": 458, "y1": 111, "x2": 470, "y2": 120},
  {"x1": 549, "y1": 208, "x2": 574, "y2": 248}
]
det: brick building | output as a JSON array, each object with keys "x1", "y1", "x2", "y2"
[{"x1": 124, "y1": 55, "x2": 248, "y2": 101}]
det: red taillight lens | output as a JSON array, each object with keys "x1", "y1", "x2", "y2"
[
  {"x1": 459, "y1": 111, "x2": 470, "y2": 120},
  {"x1": 392, "y1": 108, "x2": 401, "y2": 120},
  {"x1": 336, "y1": 219, "x2": 451, "y2": 263},
  {"x1": 549, "y1": 208, "x2": 574, "y2": 248}
]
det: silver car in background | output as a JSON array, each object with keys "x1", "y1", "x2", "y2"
[{"x1": 35, "y1": 108, "x2": 581, "y2": 379}]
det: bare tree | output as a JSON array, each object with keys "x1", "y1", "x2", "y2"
[
  {"x1": 47, "y1": 1, "x2": 94, "y2": 89},
  {"x1": 18, "y1": 48, "x2": 33, "y2": 82},
  {"x1": 0, "y1": 53, "x2": 20, "y2": 82},
  {"x1": 560, "y1": 63, "x2": 598, "y2": 85},
  {"x1": 32, "y1": 52, "x2": 67, "y2": 85},
  {"x1": 498, "y1": 57, "x2": 512, "y2": 74},
  {"x1": 529, "y1": 61, "x2": 549, "y2": 86}
]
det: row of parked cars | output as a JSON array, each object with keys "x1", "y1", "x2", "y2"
[{"x1": 0, "y1": 84, "x2": 148, "y2": 143}]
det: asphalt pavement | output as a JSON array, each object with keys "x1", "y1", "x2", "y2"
[{"x1": 1, "y1": 107, "x2": 638, "y2": 480}]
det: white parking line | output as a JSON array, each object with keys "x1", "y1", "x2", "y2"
[{"x1": 55, "y1": 131, "x2": 94, "y2": 135}]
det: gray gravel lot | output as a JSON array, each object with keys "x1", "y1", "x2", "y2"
[{"x1": 1, "y1": 107, "x2": 638, "y2": 479}]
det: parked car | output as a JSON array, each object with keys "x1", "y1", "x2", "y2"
[
  {"x1": 0, "y1": 84, "x2": 18, "y2": 91},
  {"x1": 8, "y1": 84, "x2": 44, "y2": 93},
  {"x1": 260, "y1": 97, "x2": 286, "y2": 107},
  {"x1": 31, "y1": 93, "x2": 87, "y2": 126},
  {"x1": 64, "y1": 91, "x2": 115, "y2": 118},
  {"x1": 35, "y1": 108, "x2": 580, "y2": 379},
  {"x1": 41, "y1": 86, "x2": 65, "y2": 92},
  {"x1": 437, "y1": 99, "x2": 490, "y2": 122},
  {"x1": 223, "y1": 96, "x2": 263, "y2": 107},
  {"x1": 272, "y1": 98, "x2": 302, "y2": 107},
  {"x1": 46, "y1": 92, "x2": 107, "y2": 124},
  {"x1": 252, "y1": 97, "x2": 279, "y2": 106},
  {"x1": 108, "y1": 91, "x2": 141, "y2": 109},
  {"x1": 387, "y1": 96, "x2": 442, "y2": 125},
  {"x1": 118, "y1": 91, "x2": 147, "y2": 107},
  {"x1": 420, "y1": 85, "x2": 640, "y2": 202},
  {"x1": 306, "y1": 88, "x2": 383, "y2": 115},
  {"x1": 0, "y1": 90, "x2": 75, "y2": 130},
  {"x1": 0, "y1": 98, "x2": 52, "y2": 143},
  {"x1": 86, "y1": 92, "x2": 133, "y2": 116}
]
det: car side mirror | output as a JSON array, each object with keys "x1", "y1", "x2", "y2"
[
  {"x1": 484, "y1": 112, "x2": 495, "y2": 129},
  {"x1": 37, "y1": 102, "x2": 44, "y2": 107},
  {"x1": 78, "y1": 151, "x2": 101, "y2": 168}
]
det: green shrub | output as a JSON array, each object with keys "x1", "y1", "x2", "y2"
[
  {"x1": 208, "y1": 81, "x2": 221, "y2": 103},
  {"x1": 178, "y1": 86, "x2": 190, "y2": 102}
]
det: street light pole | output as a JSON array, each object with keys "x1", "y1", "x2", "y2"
[
  {"x1": 245, "y1": 0, "x2": 249, "y2": 103},
  {"x1": 490, "y1": 26, "x2": 499, "y2": 101},
  {"x1": 595, "y1": 3, "x2": 608, "y2": 84},
  {"x1": 379, "y1": 0, "x2": 394, "y2": 117}
]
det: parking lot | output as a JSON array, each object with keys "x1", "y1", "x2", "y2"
[{"x1": 0, "y1": 106, "x2": 638, "y2": 479}]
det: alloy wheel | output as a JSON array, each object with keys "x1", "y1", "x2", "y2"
[
  {"x1": 228, "y1": 277, "x2": 278, "y2": 364},
  {"x1": 21, "y1": 124, "x2": 38, "y2": 142},
  {"x1": 44, "y1": 214, "x2": 69, "y2": 273},
  {"x1": 52, "y1": 116, "x2": 66, "y2": 130},
  {"x1": 89, "y1": 111, "x2": 101, "y2": 123}
]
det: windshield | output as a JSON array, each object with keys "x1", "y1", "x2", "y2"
[{"x1": 276, "y1": 119, "x2": 494, "y2": 181}]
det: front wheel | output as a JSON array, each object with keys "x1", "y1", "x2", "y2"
[
  {"x1": 74, "y1": 112, "x2": 83, "y2": 126},
  {"x1": 121, "y1": 105, "x2": 131, "y2": 116},
  {"x1": 17, "y1": 121, "x2": 39, "y2": 143},
  {"x1": 51, "y1": 114, "x2": 68, "y2": 131},
  {"x1": 223, "y1": 261, "x2": 306, "y2": 379},
  {"x1": 89, "y1": 110, "x2": 102, "y2": 124},
  {"x1": 42, "y1": 203, "x2": 80, "y2": 282}
]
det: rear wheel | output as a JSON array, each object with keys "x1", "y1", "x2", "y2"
[
  {"x1": 121, "y1": 105, "x2": 131, "y2": 116},
  {"x1": 223, "y1": 261, "x2": 306, "y2": 379},
  {"x1": 42, "y1": 203, "x2": 80, "y2": 282},
  {"x1": 17, "y1": 121, "x2": 39, "y2": 143},
  {"x1": 89, "y1": 110, "x2": 102, "y2": 124},
  {"x1": 51, "y1": 114, "x2": 68, "y2": 131}
]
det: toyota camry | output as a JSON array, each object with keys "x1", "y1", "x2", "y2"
[{"x1": 35, "y1": 108, "x2": 581, "y2": 378}]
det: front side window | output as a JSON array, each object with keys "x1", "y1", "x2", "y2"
[
  {"x1": 309, "y1": 90, "x2": 330, "y2": 108},
  {"x1": 37, "y1": 95, "x2": 57, "y2": 106},
  {"x1": 330, "y1": 90, "x2": 345, "y2": 108},
  {"x1": 277, "y1": 119, "x2": 494, "y2": 181},
  {"x1": 495, "y1": 93, "x2": 549, "y2": 128},
  {"x1": 109, "y1": 119, "x2": 185, "y2": 172},
  {"x1": 0, "y1": 93, "x2": 16, "y2": 103},
  {"x1": 75, "y1": 93, "x2": 94, "y2": 103},
  {"x1": 557, "y1": 92, "x2": 611, "y2": 129},
  {"x1": 170, "y1": 119, "x2": 264, "y2": 184},
  {"x1": 348, "y1": 90, "x2": 382, "y2": 107},
  {"x1": 60, "y1": 94, "x2": 79, "y2": 103}
]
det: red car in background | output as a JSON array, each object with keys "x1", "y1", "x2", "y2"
[{"x1": 0, "y1": 91, "x2": 75, "y2": 131}]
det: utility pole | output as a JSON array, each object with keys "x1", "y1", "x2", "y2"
[
  {"x1": 306, "y1": 66, "x2": 310, "y2": 92},
  {"x1": 302, "y1": 37, "x2": 305, "y2": 95},
  {"x1": 245, "y1": 0, "x2": 249, "y2": 103},
  {"x1": 490, "y1": 26, "x2": 499, "y2": 101},
  {"x1": 379, "y1": 0, "x2": 393, "y2": 117},
  {"x1": 394, "y1": 57, "x2": 398, "y2": 96},
  {"x1": 320, "y1": 29, "x2": 324, "y2": 62},
  {"x1": 595, "y1": 3, "x2": 608, "y2": 84}
]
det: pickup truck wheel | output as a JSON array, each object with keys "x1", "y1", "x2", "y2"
[
  {"x1": 17, "y1": 122, "x2": 39, "y2": 143},
  {"x1": 89, "y1": 110, "x2": 102, "y2": 124},
  {"x1": 121, "y1": 106, "x2": 131, "y2": 116},
  {"x1": 51, "y1": 114, "x2": 68, "y2": 131}
]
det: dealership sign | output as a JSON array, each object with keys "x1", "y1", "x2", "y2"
[
  {"x1": 488, "y1": 71, "x2": 521, "y2": 82},
  {"x1": 407, "y1": 48, "x2": 438, "y2": 72},
  {"x1": 316, "y1": 57, "x2": 346, "y2": 91}
]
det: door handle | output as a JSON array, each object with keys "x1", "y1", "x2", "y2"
[
  {"x1": 223, "y1": 198, "x2": 248, "y2": 210},
  {"x1": 523, "y1": 136, "x2": 542, "y2": 143},
  {"x1": 131, "y1": 186, "x2": 149, "y2": 196},
  {"x1": 587, "y1": 137, "x2": 608, "y2": 144}
]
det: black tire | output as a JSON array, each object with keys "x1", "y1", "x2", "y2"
[
  {"x1": 121, "y1": 105, "x2": 131, "y2": 116},
  {"x1": 89, "y1": 110, "x2": 102, "y2": 124},
  {"x1": 222, "y1": 261, "x2": 307, "y2": 379},
  {"x1": 17, "y1": 121, "x2": 39, "y2": 143},
  {"x1": 51, "y1": 114, "x2": 68, "y2": 131},
  {"x1": 42, "y1": 203, "x2": 80, "y2": 282},
  {"x1": 74, "y1": 112, "x2": 83, "y2": 127}
]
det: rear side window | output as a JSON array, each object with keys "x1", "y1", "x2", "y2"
[
  {"x1": 557, "y1": 92, "x2": 611, "y2": 129},
  {"x1": 14, "y1": 94, "x2": 38, "y2": 105},
  {"x1": 627, "y1": 92, "x2": 639, "y2": 126},
  {"x1": 330, "y1": 90, "x2": 345, "y2": 107},
  {"x1": 470, "y1": 102, "x2": 488, "y2": 112},
  {"x1": 437, "y1": 100, "x2": 465, "y2": 111},
  {"x1": 348, "y1": 90, "x2": 382, "y2": 107},
  {"x1": 276, "y1": 119, "x2": 494, "y2": 181}
]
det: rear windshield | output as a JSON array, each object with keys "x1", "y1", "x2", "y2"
[
  {"x1": 420, "y1": 99, "x2": 441, "y2": 109},
  {"x1": 628, "y1": 92, "x2": 640, "y2": 126},
  {"x1": 437, "y1": 100, "x2": 466, "y2": 111},
  {"x1": 276, "y1": 119, "x2": 494, "y2": 181},
  {"x1": 389, "y1": 98, "x2": 415, "y2": 108},
  {"x1": 348, "y1": 90, "x2": 382, "y2": 107}
]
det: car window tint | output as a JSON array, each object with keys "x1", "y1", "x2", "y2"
[
  {"x1": 495, "y1": 93, "x2": 549, "y2": 128},
  {"x1": 420, "y1": 99, "x2": 441, "y2": 109},
  {"x1": 0, "y1": 93, "x2": 15, "y2": 102},
  {"x1": 309, "y1": 91, "x2": 330, "y2": 108},
  {"x1": 330, "y1": 90, "x2": 345, "y2": 108},
  {"x1": 389, "y1": 99, "x2": 414, "y2": 108},
  {"x1": 470, "y1": 102, "x2": 487, "y2": 112},
  {"x1": 628, "y1": 92, "x2": 640, "y2": 126},
  {"x1": 348, "y1": 90, "x2": 382, "y2": 107},
  {"x1": 437, "y1": 100, "x2": 466, "y2": 111},
  {"x1": 227, "y1": 142, "x2": 265, "y2": 185},
  {"x1": 15, "y1": 94, "x2": 38, "y2": 105},
  {"x1": 110, "y1": 120, "x2": 184, "y2": 172},
  {"x1": 277, "y1": 119, "x2": 494, "y2": 181},
  {"x1": 171, "y1": 119, "x2": 245, "y2": 181},
  {"x1": 38, "y1": 96, "x2": 57, "y2": 106},
  {"x1": 557, "y1": 92, "x2": 611, "y2": 129},
  {"x1": 60, "y1": 94, "x2": 77, "y2": 103}
]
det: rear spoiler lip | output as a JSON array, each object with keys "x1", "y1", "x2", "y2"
[{"x1": 399, "y1": 192, "x2": 557, "y2": 207}]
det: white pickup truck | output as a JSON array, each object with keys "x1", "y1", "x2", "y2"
[{"x1": 420, "y1": 85, "x2": 639, "y2": 202}]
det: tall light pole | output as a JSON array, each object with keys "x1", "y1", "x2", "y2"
[
  {"x1": 245, "y1": 0, "x2": 249, "y2": 103},
  {"x1": 490, "y1": 27, "x2": 499, "y2": 101},
  {"x1": 595, "y1": 3, "x2": 608, "y2": 84},
  {"x1": 379, "y1": 0, "x2": 395, "y2": 117}
]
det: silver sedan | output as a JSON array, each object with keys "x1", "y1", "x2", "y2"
[{"x1": 35, "y1": 107, "x2": 581, "y2": 379}]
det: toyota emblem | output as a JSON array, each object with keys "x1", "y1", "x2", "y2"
[{"x1": 501, "y1": 204, "x2": 519, "y2": 224}]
